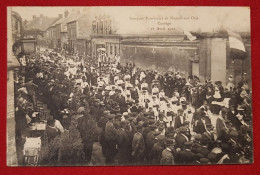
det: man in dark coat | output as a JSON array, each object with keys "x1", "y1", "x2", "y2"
[
  {"x1": 175, "y1": 126, "x2": 189, "y2": 150},
  {"x1": 174, "y1": 108, "x2": 186, "y2": 129},
  {"x1": 150, "y1": 135, "x2": 165, "y2": 165},
  {"x1": 115, "y1": 121, "x2": 131, "y2": 164},
  {"x1": 160, "y1": 138, "x2": 175, "y2": 165},
  {"x1": 196, "y1": 140, "x2": 210, "y2": 158},
  {"x1": 98, "y1": 110, "x2": 110, "y2": 157},
  {"x1": 77, "y1": 112, "x2": 97, "y2": 163},
  {"x1": 145, "y1": 125, "x2": 157, "y2": 162},
  {"x1": 193, "y1": 115, "x2": 208, "y2": 135},
  {"x1": 104, "y1": 114, "x2": 118, "y2": 164},
  {"x1": 178, "y1": 141, "x2": 195, "y2": 164},
  {"x1": 132, "y1": 125, "x2": 145, "y2": 164}
]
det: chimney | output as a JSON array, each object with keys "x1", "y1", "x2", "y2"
[
  {"x1": 58, "y1": 14, "x2": 63, "y2": 18},
  {"x1": 64, "y1": 10, "x2": 69, "y2": 17},
  {"x1": 33, "y1": 15, "x2": 36, "y2": 19}
]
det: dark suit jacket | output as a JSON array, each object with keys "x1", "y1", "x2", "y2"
[
  {"x1": 150, "y1": 142, "x2": 164, "y2": 164},
  {"x1": 116, "y1": 128, "x2": 131, "y2": 163},
  {"x1": 196, "y1": 146, "x2": 210, "y2": 157},
  {"x1": 132, "y1": 132, "x2": 145, "y2": 160},
  {"x1": 174, "y1": 115, "x2": 185, "y2": 129},
  {"x1": 179, "y1": 150, "x2": 195, "y2": 164},
  {"x1": 160, "y1": 148, "x2": 175, "y2": 165},
  {"x1": 175, "y1": 133, "x2": 189, "y2": 150},
  {"x1": 145, "y1": 131, "x2": 155, "y2": 153},
  {"x1": 194, "y1": 119, "x2": 207, "y2": 134}
]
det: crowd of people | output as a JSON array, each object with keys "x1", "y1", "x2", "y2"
[{"x1": 15, "y1": 47, "x2": 253, "y2": 165}]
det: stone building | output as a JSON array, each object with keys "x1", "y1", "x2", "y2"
[
  {"x1": 91, "y1": 15, "x2": 121, "y2": 59},
  {"x1": 67, "y1": 12, "x2": 92, "y2": 55},
  {"x1": 7, "y1": 9, "x2": 22, "y2": 166}
]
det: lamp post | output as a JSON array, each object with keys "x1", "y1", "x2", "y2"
[
  {"x1": 20, "y1": 38, "x2": 37, "y2": 81},
  {"x1": 20, "y1": 38, "x2": 37, "y2": 55}
]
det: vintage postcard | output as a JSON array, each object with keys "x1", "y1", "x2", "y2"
[{"x1": 7, "y1": 6, "x2": 252, "y2": 166}]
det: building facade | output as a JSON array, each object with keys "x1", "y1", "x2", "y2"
[
  {"x1": 66, "y1": 12, "x2": 92, "y2": 55},
  {"x1": 7, "y1": 9, "x2": 23, "y2": 166},
  {"x1": 91, "y1": 15, "x2": 121, "y2": 59},
  {"x1": 25, "y1": 14, "x2": 61, "y2": 48}
]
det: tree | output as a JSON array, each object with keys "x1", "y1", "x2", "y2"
[{"x1": 41, "y1": 117, "x2": 85, "y2": 166}]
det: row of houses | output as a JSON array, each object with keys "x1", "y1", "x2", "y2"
[{"x1": 25, "y1": 10, "x2": 120, "y2": 57}]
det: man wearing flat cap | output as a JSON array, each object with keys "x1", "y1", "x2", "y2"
[
  {"x1": 105, "y1": 114, "x2": 118, "y2": 164},
  {"x1": 200, "y1": 157, "x2": 210, "y2": 165},
  {"x1": 98, "y1": 110, "x2": 110, "y2": 157},
  {"x1": 178, "y1": 141, "x2": 195, "y2": 164},
  {"x1": 132, "y1": 125, "x2": 145, "y2": 164},
  {"x1": 150, "y1": 134, "x2": 165, "y2": 165},
  {"x1": 115, "y1": 120, "x2": 131, "y2": 164},
  {"x1": 160, "y1": 138, "x2": 175, "y2": 165},
  {"x1": 145, "y1": 124, "x2": 158, "y2": 162},
  {"x1": 175, "y1": 126, "x2": 189, "y2": 150}
]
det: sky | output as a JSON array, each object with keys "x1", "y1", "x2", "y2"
[{"x1": 10, "y1": 6, "x2": 250, "y2": 34}]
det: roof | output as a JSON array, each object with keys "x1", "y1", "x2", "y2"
[
  {"x1": 26, "y1": 16, "x2": 60, "y2": 31},
  {"x1": 50, "y1": 17, "x2": 67, "y2": 27},
  {"x1": 48, "y1": 12, "x2": 83, "y2": 32},
  {"x1": 66, "y1": 13, "x2": 85, "y2": 24}
]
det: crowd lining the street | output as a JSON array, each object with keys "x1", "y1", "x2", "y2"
[{"x1": 15, "y1": 48, "x2": 253, "y2": 165}]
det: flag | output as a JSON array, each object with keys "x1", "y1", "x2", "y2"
[
  {"x1": 184, "y1": 31, "x2": 197, "y2": 41},
  {"x1": 227, "y1": 29, "x2": 247, "y2": 60}
]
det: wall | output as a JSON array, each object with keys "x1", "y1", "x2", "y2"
[
  {"x1": 121, "y1": 43, "x2": 197, "y2": 75},
  {"x1": 210, "y1": 38, "x2": 227, "y2": 85},
  {"x1": 7, "y1": 7, "x2": 18, "y2": 166},
  {"x1": 7, "y1": 70, "x2": 18, "y2": 166},
  {"x1": 120, "y1": 35, "x2": 199, "y2": 75},
  {"x1": 198, "y1": 38, "x2": 211, "y2": 82},
  {"x1": 74, "y1": 39, "x2": 86, "y2": 55},
  {"x1": 77, "y1": 14, "x2": 92, "y2": 38}
]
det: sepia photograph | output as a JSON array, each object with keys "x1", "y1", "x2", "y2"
[{"x1": 7, "y1": 6, "x2": 252, "y2": 166}]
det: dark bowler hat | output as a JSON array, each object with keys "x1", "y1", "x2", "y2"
[
  {"x1": 200, "y1": 158, "x2": 210, "y2": 164},
  {"x1": 179, "y1": 126, "x2": 187, "y2": 133},
  {"x1": 128, "y1": 117, "x2": 134, "y2": 121},
  {"x1": 143, "y1": 112, "x2": 150, "y2": 116},
  {"x1": 184, "y1": 121, "x2": 190, "y2": 125},
  {"x1": 150, "y1": 124, "x2": 157, "y2": 129},
  {"x1": 108, "y1": 114, "x2": 115, "y2": 120},
  {"x1": 194, "y1": 134, "x2": 202, "y2": 140},
  {"x1": 166, "y1": 138, "x2": 175, "y2": 146},
  {"x1": 120, "y1": 120, "x2": 127, "y2": 127},
  {"x1": 167, "y1": 132, "x2": 175, "y2": 139},
  {"x1": 158, "y1": 124, "x2": 165, "y2": 131},
  {"x1": 154, "y1": 130, "x2": 161, "y2": 136},
  {"x1": 136, "y1": 125, "x2": 143, "y2": 130},
  {"x1": 155, "y1": 135, "x2": 166, "y2": 142},
  {"x1": 184, "y1": 141, "x2": 193, "y2": 147}
]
